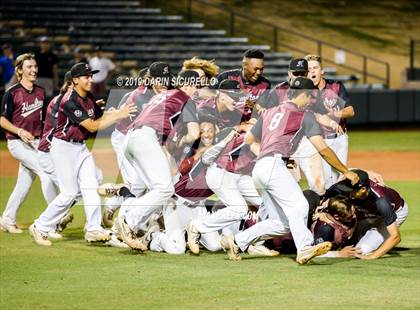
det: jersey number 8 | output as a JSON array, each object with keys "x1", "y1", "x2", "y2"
[{"x1": 268, "y1": 112, "x2": 284, "y2": 131}]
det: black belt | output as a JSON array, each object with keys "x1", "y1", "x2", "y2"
[
  {"x1": 325, "y1": 129, "x2": 347, "y2": 139},
  {"x1": 67, "y1": 139, "x2": 84, "y2": 144}
]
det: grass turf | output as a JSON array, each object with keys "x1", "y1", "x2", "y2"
[{"x1": 1, "y1": 178, "x2": 419, "y2": 309}]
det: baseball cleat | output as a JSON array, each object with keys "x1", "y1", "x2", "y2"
[
  {"x1": 29, "y1": 224, "x2": 52, "y2": 246},
  {"x1": 247, "y1": 244, "x2": 280, "y2": 257},
  {"x1": 296, "y1": 241, "x2": 332, "y2": 265},
  {"x1": 84, "y1": 228, "x2": 111, "y2": 243},
  {"x1": 0, "y1": 217, "x2": 23, "y2": 234},
  {"x1": 115, "y1": 216, "x2": 147, "y2": 251},
  {"x1": 105, "y1": 234, "x2": 130, "y2": 249},
  {"x1": 47, "y1": 230, "x2": 63, "y2": 240},
  {"x1": 138, "y1": 216, "x2": 160, "y2": 250},
  {"x1": 97, "y1": 183, "x2": 127, "y2": 197},
  {"x1": 186, "y1": 222, "x2": 200, "y2": 255},
  {"x1": 56, "y1": 212, "x2": 74, "y2": 232},
  {"x1": 221, "y1": 234, "x2": 241, "y2": 261},
  {"x1": 102, "y1": 208, "x2": 115, "y2": 228}
]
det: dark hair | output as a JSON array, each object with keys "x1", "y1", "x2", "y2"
[
  {"x1": 287, "y1": 88, "x2": 311, "y2": 100},
  {"x1": 325, "y1": 195, "x2": 354, "y2": 220},
  {"x1": 197, "y1": 108, "x2": 217, "y2": 124},
  {"x1": 243, "y1": 49, "x2": 264, "y2": 59}
]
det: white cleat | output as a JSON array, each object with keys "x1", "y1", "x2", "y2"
[
  {"x1": 114, "y1": 216, "x2": 147, "y2": 251},
  {"x1": 186, "y1": 222, "x2": 200, "y2": 255},
  {"x1": 0, "y1": 217, "x2": 23, "y2": 234},
  {"x1": 247, "y1": 244, "x2": 280, "y2": 257},
  {"x1": 29, "y1": 224, "x2": 52, "y2": 246},
  {"x1": 84, "y1": 228, "x2": 111, "y2": 243},
  {"x1": 296, "y1": 241, "x2": 332, "y2": 265},
  {"x1": 47, "y1": 230, "x2": 63, "y2": 240},
  {"x1": 97, "y1": 183, "x2": 127, "y2": 197},
  {"x1": 220, "y1": 234, "x2": 241, "y2": 261},
  {"x1": 105, "y1": 234, "x2": 130, "y2": 249}
]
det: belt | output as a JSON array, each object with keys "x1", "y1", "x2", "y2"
[
  {"x1": 66, "y1": 139, "x2": 84, "y2": 144},
  {"x1": 172, "y1": 195, "x2": 202, "y2": 208},
  {"x1": 325, "y1": 129, "x2": 347, "y2": 139}
]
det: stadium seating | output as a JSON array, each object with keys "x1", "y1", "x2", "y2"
[{"x1": 0, "y1": 0, "x2": 355, "y2": 86}]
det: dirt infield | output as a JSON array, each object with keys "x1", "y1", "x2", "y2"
[{"x1": 0, "y1": 149, "x2": 419, "y2": 181}]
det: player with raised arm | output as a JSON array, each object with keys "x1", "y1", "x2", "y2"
[{"x1": 29, "y1": 63, "x2": 136, "y2": 246}]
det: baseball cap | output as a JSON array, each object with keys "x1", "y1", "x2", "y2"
[
  {"x1": 176, "y1": 70, "x2": 200, "y2": 86},
  {"x1": 289, "y1": 58, "x2": 308, "y2": 72},
  {"x1": 70, "y1": 62, "x2": 99, "y2": 78},
  {"x1": 218, "y1": 79, "x2": 244, "y2": 100},
  {"x1": 290, "y1": 77, "x2": 315, "y2": 90},
  {"x1": 336, "y1": 169, "x2": 370, "y2": 192},
  {"x1": 148, "y1": 61, "x2": 172, "y2": 78},
  {"x1": 39, "y1": 36, "x2": 49, "y2": 42}
]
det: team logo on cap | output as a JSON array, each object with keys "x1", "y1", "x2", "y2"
[
  {"x1": 85, "y1": 64, "x2": 90, "y2": 70},
  {"x1": 297, "y1": 60, "x2": 304, "y2": 67},
  {"x1": 74, "y1": 110, "x2": 82, "y2": 117},
  {"x1": 163, "y1": 66, "x2": 169, "y2": 75},
  {"x1": 295, "y1": 80, "x2": 301, "y2": 86}
]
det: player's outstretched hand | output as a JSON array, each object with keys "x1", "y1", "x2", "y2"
[
  {"x1": 118, "y1": 102, "x2": 137, "y2": 120},
  {"x1": 354, "y1": 252, "x2": 377, "y2": 260},
  {"x1": 344, "y1": 170, "x2": 360, "y2": 185},
  {"x1": 17, "y1": 128, "x2": 34, "y2": 144},
  {"x1": 338, "y1": 246, "x2": 362, "y2": 258},
  {"x1": 366, "y1": 170, "x2": 386, "y2": 186}
]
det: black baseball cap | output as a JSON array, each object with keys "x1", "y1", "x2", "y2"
[
  {"x1": 289, "y1": 58, "x2": 308, "y2": 72},
  {"x1": 218, "y1": 79, "x2": 244, "y2": 100},
  {"x1": 336, "y1": 169, "x2": 370, "y2": 192},
  {"x1": 290, "y1": 77, "x2": 315, "y2": 90},
  {"x1": 63, "y1": 70, "x2": 72, "y2": 83},
  {"x1": 176, "y1": 69, "x2": 200, "y2": 86},
  {"x1": 148, "y1": 61, "x2": 172, "y2": 78},
  {"x1": 70, "y1": 62, "x2": 99, "y2": 78}
]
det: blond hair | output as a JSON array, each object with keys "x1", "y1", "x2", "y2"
[
  {"x1": 182, "y1": 57, "x2": 220, "y2": 78},
  {"x1": 305, "y1": 54, "x2": 322, "y2": 66},
  {"x1": 14, "y1": 53, "x2": 36, "y2": 80}
]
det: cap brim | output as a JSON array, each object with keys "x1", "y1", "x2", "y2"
[
  {"x1": 289, "y1": 69, "x2": 308, "y2": 72},
  {"x1": 220, "y1": 90, "x2": 245, "y2": 101},
  {"x1": 335, "y1": 181, "x2": 355, "y2": 192},
  {"x1": 73, "y1": 70, "x2": 100, "y2": 78}
]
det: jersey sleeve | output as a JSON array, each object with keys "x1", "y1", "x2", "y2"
[
  {"x1": 250, "y1": 116, "x2": 263, "y2": 140},
  {"x1": 375, "y1": 197, "x2": 397, "y2": 226},
  {"x1": 314, "y1": 223, "x2": 335, "y2": 244},
  {"x1": 63, "y1": 99, "x2": 90, "y2": 124},
  {"x1": 0, "y1": 90, "x2": 14, "y2": 120},
  {"x1": 338, "y1": 82, "x2": 351, "y2": 108},
  {"x1": 181, "y1": 99, "x2": 198, "y2": 123},
  {"x1": 302, "y1": 112, "x2": 323, "y2": 138},
  {"x1": 260, "y1": 88, "x2": 279, "y2": 109}
]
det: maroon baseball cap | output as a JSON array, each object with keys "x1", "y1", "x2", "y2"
[{"x1": 70, "y1": 62, "x2": 99, "y2": 78}]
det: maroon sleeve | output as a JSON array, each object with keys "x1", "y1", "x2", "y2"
[{"x1": 251, "y1": 116, "x2": 263, "y2": 140}]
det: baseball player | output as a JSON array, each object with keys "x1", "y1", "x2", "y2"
[
  {"x1": 323, "y1": 169, "x2": 408, "y2": 259},
  {"x1": 219, "y1": 77, "x2": 359, "y2": 263},
  {"x1": 103, "y1": 62, "x2": 173, "y2": 227},
  {"x1": 29, "y1": 62, "x2": 137, "y2": 246},
  {"x1": 211, "y1": 49, "x2": 270, "y2": 113},
  {"x1": 0, "y1": 53, "x2": 56, "y2": 234},
  {"x1": 113, "y1": 70, "x2": 201, "y2": 250},
  {"x1": 305, "y1": 54, "x2": 354, "y2": 188},
  {"x1": 186, "y1": 118, "x2": 262, "y2": 255}
]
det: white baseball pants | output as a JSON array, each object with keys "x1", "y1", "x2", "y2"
[
  {"x1": 121, "y1": 127, "x2": 174, "y2": 233},
  {"x1": 35, "y1": 138, "x2": 103, "y2": 233},
  {"x1": 322, "y1": 133, "x2": 348, "y2": 189},
  {"x1": 356, "y1": 203, "x2": 408, "y2": 255},
  {"x1": 2, "y1": 139, "x2": 56, "y2": 225},
  {"x1": 235, "y1": 156, "x2": 314, "y2": 253},
  {"x1": 192, "y1": 164, "x2": 262, "y2": 234}
]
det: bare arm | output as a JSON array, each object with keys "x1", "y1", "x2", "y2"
[
  {"x1": 201, "y1": 130, "x2": 238, "y2": 165},
  {"x1": 0, "y1": 116, "x2": 34, "y2": 143},
  {"x1": 177, "y1": 122, "x2": 200, "y2": 147},
  {"x1": 309, "y1": 135, "x2": 359, "y2": 184},
  {"x1": 80, "y1": 103, "x2": 136, "y2": 133},
  {"x1": 356, "y1": 223, "x2": 401, "y2": 260},
  {"x1": 330, "y1": 106, "x2": 354, "y2": 119}
]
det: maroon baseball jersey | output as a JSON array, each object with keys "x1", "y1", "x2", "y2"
[
  {"x1": 54, "y1": 90, "x2": 103, "y2": 142},
  {"x1": 211, "y1": 69, "x2": 271, "y2": 102},
  {"x1": 129, "y1": 89, "x2": 197, "y2": 143},
  {"x1": 261, "y1": 81, "x2": 290, "y2": 109},
  {"x1": 38, "y1": 94, "x2": 62, "y2": 152},
  {"x1": 175, "y1": 159, "x2": 214, "y2": 201},
  {"x1": 252, "y1": 102, "x2": 323, "y2": 159},
  {"x1": 312, "y1": 216, "x2": 355, "y2": 249},
  {"x1": 115, "y1": 86, "x2": 154, "y2": 135},
  {"x1": 311, "y1": 79, "x2": 351, "y2": 136},
  {"x1": 215, "y1": 132, "x2": 256, "y2": 175},
  {"x1": 0, "y1": 83, "x2": 45, "y2": 140}
]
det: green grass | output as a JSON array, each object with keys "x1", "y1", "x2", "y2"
[
  {"x1": 1, "y1": 178, "x2": 419, "y2": 309},
  {"x1": 349, "y1": 130, "x2": 420, "y2": 152}
]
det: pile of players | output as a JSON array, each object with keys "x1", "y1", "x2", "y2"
[{"x1": 0, "y1": 49, "x2": 408, "y2": 264}]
